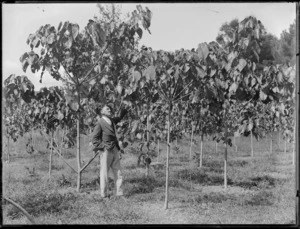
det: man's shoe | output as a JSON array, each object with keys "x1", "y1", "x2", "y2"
[{"x1": 100, "y1": 195, "x2": 110, "y2": 200}]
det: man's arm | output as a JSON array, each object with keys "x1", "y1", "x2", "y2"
[
  {"x1": 91, "y1": 122, "x2": 105, "y2": 152},
  {"x1": 111, "y1": 109, "x2": 128, "y2": 124}
]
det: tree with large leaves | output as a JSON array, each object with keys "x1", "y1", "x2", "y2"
[{"x1": 20, "y1": 3, "x2": 152, "y2": 192}]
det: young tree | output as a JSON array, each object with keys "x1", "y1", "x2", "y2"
[
  {"x1": 20, "y1": 4, "x2": 153, "y2": 192},
  {"x1": 3, "y1": 75, "x2": 35, "y2": 163}
]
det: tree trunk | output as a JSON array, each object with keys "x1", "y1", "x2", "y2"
[
  {"x1": 7, "y1": 136, "x2": 10, "y2": 163},
  {"x1": 224, "y1": 143, "x2": 228, "y2": 189},
  {"x1": 49, "y1": 131, "x2": 54, "y2": 179},
  {"x1": 146, "y1": 114, "x2": 150, "y2": 177},
  {"x1": 31, "y1": 129, "x2": 34, "y2": 153},
  {"x1": 284, "y1": 139, "x2": 287, "y2": 154},
  {"x1": 164, "y1": 105, "x2": 171, "y2": 210},
  {"x1": 76, "y1": 92, "x2": 82, "y2": 192},
  {"x1": 293, "y1": 128, "x2": 296, "y2": 165},
  {"x1": 215, "y1": 141, "x2": 218, "y2": 154},
  {"x1": 59, "y1": 127, "x2": 66, "y2": 168},
  {"x1": 233, "y1": 136, "x2": 237, "y2": 153},
  {"x1": 199, "y1": 134, "x2": 203, "y2": 168},
  {"x1": 189, "y1": 122, "x2": 194, "y2": 160},
  {"x1": 278, "y1": 131, "x2": 280, "y2": 148},
  {"x1": 250, "y1": 130, "x2": 254, "y2": 157},
  {"x1": 270, "y1": 134, "x2": 273, "y2": 154},
  {"x1": 157, "y1": 139, "x2": 160, "y2": 162}
]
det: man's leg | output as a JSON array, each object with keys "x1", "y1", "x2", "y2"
[
  {"x1": 111, "y1": 149, "x2": 123, "y2": 196},
  {"x1": 100, "y1": 150, "x2": 113, "y2": 197}
]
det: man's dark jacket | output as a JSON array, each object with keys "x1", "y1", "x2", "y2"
[{"x1": 91, "y1": 110, "x2": 127, "y2": 152}]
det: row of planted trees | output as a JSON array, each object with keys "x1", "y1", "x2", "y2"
[{"x1": 3, "y1": 4, "x2": 296, "y2": 210}]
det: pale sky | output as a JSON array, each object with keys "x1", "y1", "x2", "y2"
[{"x1": 2, "y1": 2, "x2": 296, "y2": 90}]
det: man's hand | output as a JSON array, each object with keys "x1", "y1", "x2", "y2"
[{"x1": 93, "y1": 149, "x2": 103, "y2": 157}]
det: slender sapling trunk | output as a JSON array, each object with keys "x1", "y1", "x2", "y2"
[
  {"x1": 250, "y1": 130, "x2": 254, "y2": 157},
  {"x1": 146, "y1": 114, "x2": 150, "y2": 177},
  {"x1": 293, "y1": 128, "x2": 296, "y2": 165},
  {"x1": 199, "y1": 134, "x2": 203, "y2": 168},
  {"x1": 157, "y1": 139, "x2": 160, "y2": 162},
  {"x1": 284, "y1": 139, "x2": 287, "y2": 154},
  {"x1": 224, "y1": 143, "x2": 228, "y2": 189},
  {"x1": 76, "y1": 93, "x2": 82, "y2": 192},
  {"x1": 7, "y1": 136, "x2": 10, "y2": 163},
  {"x1": 164, "y1": 104, "x2": 171, "y2": 210},
  {"x1": 270, "y1": 134, "x2": 273, "y2": 154},
  {"x1": 49, "y1": 131, "x2": 54, "y2": 179},
  {"x1": 189, "y1": 122, "x2": 194, "y2": 160},
  {"x1": 233, "y1": 136, "x2": 237, "y2": 153}
]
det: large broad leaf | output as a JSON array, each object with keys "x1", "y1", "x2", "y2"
[
  {"x1": 71, "y1": 24, "x2": 79, "y2": 40},
  {"x1": 197, "y1": 43, "x2": 209, "y2": 60},
  {"x1": 100, "y1": 75, "x2": 109, "y2": 84},
  {"x1": 136, "y1": 27, "x2": 143, "y2": 39},
  {"x1": 236, "y1": 58, "x2": 247, "y2": 72},
  {"x1": 238, "y1": 37, "x2": 249, "y2": 50},
  {"x1": 143, "y1": 65, "x2": 156, "y2": 81},
  {"x1": 252, "y1": 48, "x2": 259, "y2": 63},
  {"x1": 69, "y1": 101, "x2": 79, "y2": 111},
  {"x1": 87, "y1": 20, "x2": 106, "y2": 47},
  {"x1": 136, "y1": 133, "x2": 142, "y2": 140},
  {"x1": 47, "y1": 33, "x2": 56, "y2": 44},
  {"x1": 133, "y1": 71, "x2": 141, "y2": 82},
  {"x1": 31, "y1": 36, "x2": 41, "y2": 48},
  {"x1": 131, "y1": 120, "x2": 139, "y2": 133},
  {"x1": 26, "y1": 34, "x2": 35, "y2": 45},
  {"x1": 196, "y1": 66, "x2": 205, "y2": 78},
  {"x1": 229, "y1": 82, "x2": 238, "y2": 93},
  {"x1": 63, "y1": 36, "x2": 73, "y2": 49},
  {"x1": 259, "y1": 90, "x2": 267, "y2": 101},
  {"x1": 58, "y1": 22, "x2": 63, "y2": 32},
  {"x1": 20, "y1": 53, "x2": 29, "y2": 63},
  {"x1": 116, "y1": 84, "x2": 123, "y2": 94},
  {"x1": 57, "y1": 111, "x2": 64, "y2": 120},
  {"x1": 225, "y1": 51, "x2": 238, "y2": 72},
  {"x1": 152, "y1": 92, "x2": 160, "y2": 103},
  {"x1": 112, "y1": 43, "x2": 122, "y2": 56}
]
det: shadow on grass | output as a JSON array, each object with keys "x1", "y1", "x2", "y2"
[
  {"x1": 125, "y1": 175, "x2": 165, "y2": 196},
  {"x1": 235, "y1": 175, "x2": 280, "y2": 190},
  {"x1": 174, "y1": 168, "x2": 285, "y2": 191},
  {"x1": 174, "y1": 168, "x2": 233, "y2": 186}
]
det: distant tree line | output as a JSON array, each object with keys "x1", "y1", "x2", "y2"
[{"x1": 216, "y1": 18, "x2": 296, "y2": 66}]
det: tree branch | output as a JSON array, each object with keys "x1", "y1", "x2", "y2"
[
  {"x1": 3, "y1": 196, "x2": 36, "y2": 224},
  {"x1": 173, "y1": 92, "x2": 193, "y2": 103},
  {"x1": 157, "y1": 82, "x2": 169, "y2": 102},
  {"x1": 173, "y1": 80, "x2": 194, "y2": 101},
  {"x1": 171, "y1": 77, "x2": 180, "y2": 100},
  {"x1": 61, "y1": 63, "x2": 76, "y2": 84},
  {"x1": 80, "y1": 42, "x2": 109, "y2": 85},
  {"x1": 80, "y1": 151, "x2": 100, "y2": 172}
]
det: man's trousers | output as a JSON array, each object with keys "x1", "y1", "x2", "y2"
[{"x1": 99, "y1": 147, "x2": 123, "y2": 197}]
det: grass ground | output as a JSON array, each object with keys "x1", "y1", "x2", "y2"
[{"x1": 1, "y1": 131, "x2": 296, "y2": 225}]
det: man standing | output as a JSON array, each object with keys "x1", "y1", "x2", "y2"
[{"x1": 92, "y1": 104, "x2": 127, "y2": 199}]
